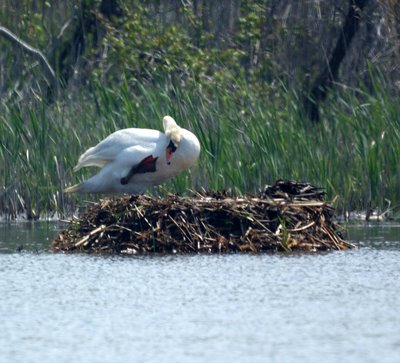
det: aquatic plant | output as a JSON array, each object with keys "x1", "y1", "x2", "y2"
[{"x1": 0, "y1": 74, "x2": 399, "y2": 219}]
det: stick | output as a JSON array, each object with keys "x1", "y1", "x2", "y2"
[{"x1": 75, "y1": 225, "x2": 106, "y2": 247}]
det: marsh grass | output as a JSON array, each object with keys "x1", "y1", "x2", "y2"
[{"x1": 1, "y1": 75, "x2": 399, "y2": 219}]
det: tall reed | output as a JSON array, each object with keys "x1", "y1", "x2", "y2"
[{"x1": 1, "y1": 75, "x2": 399, "y2": 219}]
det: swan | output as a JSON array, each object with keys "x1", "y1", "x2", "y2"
[{"x1": 64, "y1": 116, "x2": 200, "y2": 194}]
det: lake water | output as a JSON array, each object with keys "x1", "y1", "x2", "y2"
[{"x1": 0, "y1": 222, "x2": 399, "y2": 363}]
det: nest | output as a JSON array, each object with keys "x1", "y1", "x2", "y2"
[{"x1": 52, "y1": 180, "x2": 354, "y2": 254}]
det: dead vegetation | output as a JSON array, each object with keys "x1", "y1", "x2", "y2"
[{"x1": 52, "y1": 180, "x2": 355, "y2": 254}]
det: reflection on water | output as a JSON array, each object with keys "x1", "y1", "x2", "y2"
[
  {"x1": 347, "y1": 222, "x2": 400, "y2": 249},
  {"x1": 0, "y1": 222, "x2": 399, "y2": 363},
  {"x1": 0, "y1": 222, "x2": 64, "y2": 253}
]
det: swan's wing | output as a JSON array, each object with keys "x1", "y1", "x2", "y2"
[
  {"x1": 73, "y1": 128, "x2": 162, "y2": 171},
  {"x1": 65, "y1": 145, "x2": 158, "y2": 193},
  {"x1": 120, "y1": 154, "x2": 159, "y2": 185}
]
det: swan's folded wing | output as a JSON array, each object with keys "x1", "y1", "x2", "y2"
[
  {"x1": 73, "y1": 128, "x2": 162, "y2": 171},
  {"x1": 114, "y1": 144, "x2": 158, "y2": 173},
  {"x1": 73, "y1": 144, "x2": 115, "y2": 171}
]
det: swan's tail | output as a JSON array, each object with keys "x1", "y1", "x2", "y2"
[
  {"x1": 73, "y1": 146, "x2": 110, "y2": 172},
  {"x1": 64, "y1": 183, "x2": 85, "y2": 193}
]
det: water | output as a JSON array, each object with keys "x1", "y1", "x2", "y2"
[{"x1": 0, "y1": 222, "x2": 399, "y2": 363}]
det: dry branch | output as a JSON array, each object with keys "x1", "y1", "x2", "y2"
[{"x1": 0, "y1": 26, "x2": 59, "y2": 92}]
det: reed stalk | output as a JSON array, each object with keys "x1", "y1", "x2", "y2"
[{"x1": 1, "y1": 75, "x2": 399, "y2": 219}]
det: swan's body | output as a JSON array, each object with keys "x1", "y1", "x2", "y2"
[{"x1": 64, "y1": 116, "x2": 200, "y2": 194}]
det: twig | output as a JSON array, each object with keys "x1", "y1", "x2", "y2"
[
  {"x1": 289, "y1": 221, "x2": 316, "y2": 232},
  {"x1": 75, "y1": 225, "x2": 106, "y2": 247}
]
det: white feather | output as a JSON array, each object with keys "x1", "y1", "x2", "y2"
[
  {"x1": 73, "y1": 128, "x2": 161, "y2": 171},
  {"x1": 65, "y1": 116, "x2": 200, "y2": 194}
]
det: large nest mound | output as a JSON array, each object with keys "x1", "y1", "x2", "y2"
[{"x1": 52, "y1": 180, "x2": 354, "y2": 254}]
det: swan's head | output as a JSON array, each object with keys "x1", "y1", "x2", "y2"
[{"x1": 163, "y1": 116, "x2": 182, "y2": 164}]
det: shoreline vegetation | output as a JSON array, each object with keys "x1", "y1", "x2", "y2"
[
  {"x1": 1, "y1": 76, "x2": 399, "y2": 220},
  {"x1": 1, "y1": 1, "x2": 399, "y2": 220}
]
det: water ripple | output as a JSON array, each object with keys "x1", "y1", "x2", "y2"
[{"x1": 0, "y1": 224, "x2": 399, "y2": 363}]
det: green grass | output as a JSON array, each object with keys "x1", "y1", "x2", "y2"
[{"x1": 1, "y1": 76, "x2": 399, "y2": 219}]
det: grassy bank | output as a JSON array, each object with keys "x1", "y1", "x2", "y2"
[{"x1": 1, "y1": 76, "x2": 399, "y2": 219}]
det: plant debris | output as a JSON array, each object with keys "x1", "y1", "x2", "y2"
[{"x1": 52, "y1": 180, "x2": 354, "y2": 254}]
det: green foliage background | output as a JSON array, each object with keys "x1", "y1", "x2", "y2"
[{"x1": 0, "y1": 1, "x2": 399, "y2": 219}]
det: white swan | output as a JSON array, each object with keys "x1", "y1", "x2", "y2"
[{"x1": 64, "y1": 116, "x2": 200, "y2": 194}]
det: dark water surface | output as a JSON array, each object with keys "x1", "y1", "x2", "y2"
[{"x1": 0, "y1": 222, "x2": 399, "y2": 363}]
